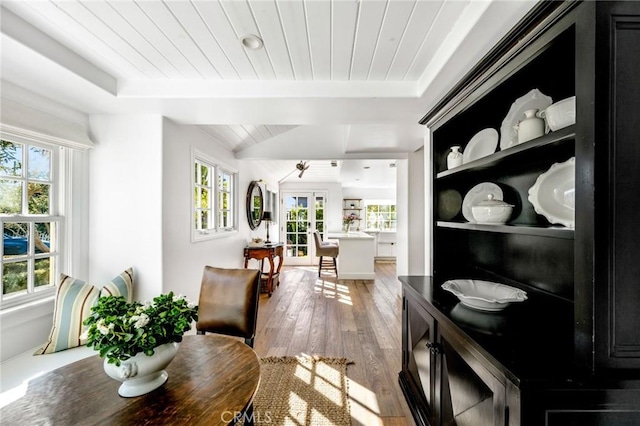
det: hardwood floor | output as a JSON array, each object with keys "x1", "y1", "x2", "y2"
[{"x1": 254, "y1": 262, "x2": 414, "y2": 426}]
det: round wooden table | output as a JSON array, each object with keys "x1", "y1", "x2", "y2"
[{"x1": 1, "y1": 335, "x2": 261, "y2": 425}]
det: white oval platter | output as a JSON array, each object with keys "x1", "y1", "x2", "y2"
[
  {"x1": 442, "y1": 279, "x2": 528, "y2": 312},
  {"x1": 528, "y1": 157, "x2": 575, "y2": 228}
]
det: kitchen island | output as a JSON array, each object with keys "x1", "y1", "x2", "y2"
[{"x1": 326, "y1": 231, "x2": 375, "y2": 280}]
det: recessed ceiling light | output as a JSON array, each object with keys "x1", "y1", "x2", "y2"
[{"x1": 240, "y1": 34, "x2": 263, "y2": 50}]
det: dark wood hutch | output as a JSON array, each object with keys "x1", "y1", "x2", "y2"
[{"x1": 399, "y1": 1, "x2": 640, "y2": 425}]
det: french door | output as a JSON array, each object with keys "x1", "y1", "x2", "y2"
[{"x1": 280, "y1": 192, "x2": 327, "y2": 266}]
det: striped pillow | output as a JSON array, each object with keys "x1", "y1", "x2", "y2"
[
  {"x1": 100, "y1": 268, "x2": 133, "y2": 302},
  {"x1": 35, "y1": 268, "x2": 134, "y2": 355},
  {"x1": 35, "y1": 274, "x2": 101, "y2": 355}
]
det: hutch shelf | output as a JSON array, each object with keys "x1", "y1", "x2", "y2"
[{"x1": 342, "y1": 198, "x2": 362, "y2": 231}]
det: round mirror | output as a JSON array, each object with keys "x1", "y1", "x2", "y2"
[{"x1": 246, "y1": 181, "x2": 264, "y2": 230}]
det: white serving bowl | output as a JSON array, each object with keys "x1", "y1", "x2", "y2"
[
  {"x1": 471, "y1": 194, "x2": 513, "y2": 224},
  {"x1": 442, "y1": 279, "x2": 528, "y2": 312},
  {"x1": 541, "y1": 96, "x2": 575, "y2": 131}
]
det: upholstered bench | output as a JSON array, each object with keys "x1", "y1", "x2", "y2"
[
  {"x1": 1, "y1": 267, "x2": 134, "y2": 405},
  {"x1": 0, "y1": 345, "x2": 95, "y2": 396}
]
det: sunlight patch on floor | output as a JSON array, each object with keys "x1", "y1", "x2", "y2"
[
  {"x1": 313, "y1": 279, "x2": 353, "y2": 306},
  {"x1": 288, "y1": 362, "x2": 384, "y2": 426},
  {"x1": 348, "y1": 377, "x2": 383, "y2": 426},
  {"x1": 287, "y1": 391, "x2": 308, "y2": 425},
  {"x1": 294, "y1": 363, "x2": 312, "y2": 385},
  {"x1": 285, "y1": 355, "x2": 353, "y2": 425}
]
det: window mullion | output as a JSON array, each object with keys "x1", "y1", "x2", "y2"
[
  {"x1": 21, "y1": 146, "x2": 28, "y2": 214},
  {"x1": 27, "y1": 222, "x2": 35, "y2": 294},
  {"x1": 211, "y1": 165, "x2": 217, "y2": 230}
]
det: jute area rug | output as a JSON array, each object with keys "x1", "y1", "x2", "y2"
[{"x1": 252, "y1": 355, "x2": 354, "y2": 426}]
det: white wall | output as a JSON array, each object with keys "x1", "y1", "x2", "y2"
[
  {"x1": 396, "y1": 159, "x2": 409, "y2": 276},
  {"x1": 343, "y1": 187, "x2": 396, "y2": 201},
  {"x1": 161, "y1": 119, "x2": 264, "y2": 305},
  {"x1": 396, "y1": 144, "x2": 427, "y2": 276},
  {"x1": 408, "y1": 147, "x2": 425, "y2": 275},
  {"x1": 424, "y1": 132, "x2": 433, "y2": 275},
  {"x1": 88, "y1": 115, "x2": 164, "y2": 302}
]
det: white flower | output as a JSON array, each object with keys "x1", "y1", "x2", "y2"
[
  {"x1": 133, "y1": 313, "x2": 149, "y2": 329},
  {"x1": 187, "y1": 301, "x2": 196, "y2": 309},
  {"x1": 97, "y1": 319, "x2": 111, "y2": 335},
  {"x1": 173, "y1": 294, "x2": 186, "y2": 302},
  {"x1": 80, "y1": 329, "x2": 89, "y2": 340}
]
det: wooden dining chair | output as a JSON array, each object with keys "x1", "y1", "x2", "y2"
[
  {"x1": 313, "y1": 230, "x2": 339, "y2": 277},
  {"x1": 196, "y1": 266, "x2": 261, "y2": 348}
]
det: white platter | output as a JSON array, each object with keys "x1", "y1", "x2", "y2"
[
  {"x1": 462, "y1": 182, "x2": 503, "y2": 222},
  {"x1": 442, "y1": 279, "x2": 528, "y2": 312},
  {"x1": 500, "y1": 89, "x2": 552, "y2": 150},
  {"x1": 462, "y1": 128, "x2": 499, "y2": 164},
  {"x1": 528, "y1": 157, "x2": 575, "y2": 228}
]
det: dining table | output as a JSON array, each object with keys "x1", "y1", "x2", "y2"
[{"x1": 0, "y1": 334, "x2": 261, "y2": 425}]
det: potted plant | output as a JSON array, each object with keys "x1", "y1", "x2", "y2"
[
  {"x1": 343, "y1": 213, "x2": 359, "y2": 232},
  {"x1": 83, "y1": 292, "x2": 198, "y2": 397}
]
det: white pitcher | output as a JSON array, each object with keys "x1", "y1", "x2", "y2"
[{"x1": 515, "y1": 108, "x2": 545, "y2": 144}]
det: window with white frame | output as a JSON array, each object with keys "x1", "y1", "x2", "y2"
[
  {"x1": 365, "y1": 202, "x2": 397, "y2": 231},
  {"x1": 1, "y1": 139, "x2": 60, "y2": 307},
  {"x1": 193, "y1": 151, "x2": 237, "y2": 240}
]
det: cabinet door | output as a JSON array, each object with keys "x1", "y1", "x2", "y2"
[
  {"x1": 440, "y1": 333, "x2": 507, "y2": 426},
  {"x1": 377, "y1": 242, "x2": 395, "y2": 257},
  {"x1": 593, "y1": 0, "x2": 640, "y2": 370},
  {"x1": 402, "y1": 296, "x2": 437, "y2": 425}
]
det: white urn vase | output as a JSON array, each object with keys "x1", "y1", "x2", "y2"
[
  {"x1": 447, "y1": 146, "x2": 463, "y2": 169},
  {"x1": 103, "y1": 342, "x2": 179, "y2": 397}
]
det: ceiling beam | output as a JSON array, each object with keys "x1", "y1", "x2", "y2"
[{"x1": 0, "y1": 6, "x2": 117, "y2": 95}]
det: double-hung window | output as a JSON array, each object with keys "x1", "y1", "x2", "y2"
[
  {"x1": 193, "y1": 150, "x2": 237, "y2": 241},
  {"x1": 1, "y1": 139, "x2": 60, "y2": 308}
]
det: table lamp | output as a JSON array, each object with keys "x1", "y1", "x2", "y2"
[{"x1": 262, "y1": 211, "x2": 272, "y2": 243}]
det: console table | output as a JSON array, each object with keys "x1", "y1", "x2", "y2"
[
  {"x1": 0, "y1": 335, "x2": 261, "y2": 425},
  {"x1": 243, "y1": 243, "x2": 283, "y2": 296}
]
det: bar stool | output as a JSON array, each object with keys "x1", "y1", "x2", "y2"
[{"x1": 313, "y1": 230, "x2": 339, "y2": 277}]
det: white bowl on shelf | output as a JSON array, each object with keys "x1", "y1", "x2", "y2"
[
  {"x1": 471, "y1": 194, "x2": 513, "y2": 224},
  {"x1": 539, "y1": 96, "x2": 576, "y2": 132},
  {"x1": 441, "y1": 279, "x2": 528, "y2": 312}
]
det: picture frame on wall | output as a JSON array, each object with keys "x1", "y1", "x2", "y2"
[{"x1": 265, "y1": 188, "x2": 278, "y2": 224}]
